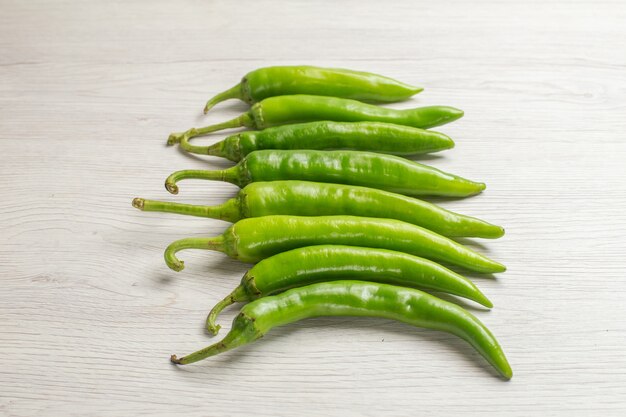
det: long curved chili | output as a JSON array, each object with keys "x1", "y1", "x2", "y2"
[
  {"x1": 134, "y1": 181, "x2": 504, "y2": 239},
  {"x1": 168, "y1": 95, "x2": 463, "y2": 144},
  {"x1": 179, "y1": 121, "x2": 454, "y2": 160},
  {"x1": 163, "y1": 215, "x2": 506, "y2": 273},
  {"x1": 164, "y1": 150, "x2": 485, "y2": 198},
  {"x1": 203, "y1": 66, "x2": 423, "y2": 113},
  {"x1": 171, "y1": 280, "x2": 512, "y2": 380}
]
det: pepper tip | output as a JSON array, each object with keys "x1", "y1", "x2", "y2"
[{"x1": 480, "y1": 296, "x2": 494, "y2": 309}]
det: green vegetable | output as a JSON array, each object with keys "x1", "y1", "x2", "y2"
[
  {"x1": 164, "y1": 215, "x2": 506, "y2": 273},
  {"x1": 203, "y1": 66, "x2": 422, "y2": 114},
  {"x1": 164, "y1": 150, "x2": 485, "y2": 198},
  {"x1": 171, "y1": 280, "x2": 512, "y2": 380},
  {"x1": 179, "y1": 121, "x2": 454, "y2": 160},
  {"x1": 134, "y1": 181, "x2": 504, "y2": 239},
  {"x1": 206, "y1": 245, "x2": 493, "y2": 334},
  {"x1": 168, "y1": 95, "x2": 463, "y2": 144}
]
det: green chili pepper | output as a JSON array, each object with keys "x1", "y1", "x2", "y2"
[
  {"x1": 203, "y1": 66, "x2": 423, "y2": 114},
  {"x1": 206, "y1": 244, "x2": 493, "y2": 334},
  {"x1": 171, "y1": 280, "x2": 512, "y2": 380},
  {"x1": 168, "y1": 95, "x2": 463, "y2": 145},
  {"x1": 164, "y1": 150, "x2": 485, "y2": 198},
  {"x1": 164, "y1": 215, "x2": 506, "y2": 273},
  {"x1": 134, "y1": 181, "x2": 504, "y2": 239},
  {"x1": 179, "y1": 121, "x2": 454, "y2": 160}
]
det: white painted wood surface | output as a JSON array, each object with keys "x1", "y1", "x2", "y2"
[{"x1": 1, "y1": 0, "x2": 625, "y2": 415}]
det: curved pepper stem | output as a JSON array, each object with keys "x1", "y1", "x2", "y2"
[
  {"x1": 172, "y1": 313, "x2": 261, "y2": 365},
  {"x1": 203, "y1": 83, "x2": 242, "y2": 114},
  {"x1": 206, "y1": 285, "x2": 249, "y2": 335},
  {"x1": 132, "y1": 197, "x2": 242, "y2": 223},
  {"x1": 166, "y1": 112, "x2": 254, "y2": 146},
  {"x1": 179, "y1": 134, "x2": 226, "y2": 156},
  {"x1": 164, "y1": 236, "x2": 226, "y2": 272},
  {"x1": 164, "y1": 166, "x2": 241, "y2": 194}
]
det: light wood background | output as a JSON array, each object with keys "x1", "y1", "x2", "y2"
[{"x1": 1, "y1": 0, "x2": 625, "y2": 415}]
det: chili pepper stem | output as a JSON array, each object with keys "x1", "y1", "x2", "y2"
[
  {"x1": 165, "y1": 167, "x2": 241, "y2": 194},
  {"x1": 206, "y1": 141, "x2": 226, "y2": 157},
  {"x1": 203, "y1": 83, "x2": 242, "y2": 114},
  {"x1": 167, "y1": 128, "x2": 197, "y2": 147},
  {"x1": 172, "y1": 313, "x2": 260, "y2": 364},
  {"x1": 179, "y1": 134, "x2": 223, "y2": 156},
  {"x1": 132, "y1": 197, "x2": 242, "y2": 222},
  {"x1": 167, "y1": 113, "x2": 254, "y2": 146},
  {"x1": 164, "y1": 236, "x2": 226, "y2": 272},
  {"x1": 170, "y1": 333, "x2": 234, "y2": 365},
  {"x1": 206, "y1": 285, "x2": 249, "y2": 335},
  {"x1": 170, "y1": 336, "x2": 231, "y2": 364}
]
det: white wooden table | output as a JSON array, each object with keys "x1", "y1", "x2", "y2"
[{"x1": 1, "y1": 0, "x2": 625, "y2": 415}]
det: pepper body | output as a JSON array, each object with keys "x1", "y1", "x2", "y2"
[
  {"x1": 203, "y1": 66, "x2": 423, "y2": 113},
  {"x1": 165, "y1": 150, "x2": 485, "y2": 198},
  {"x1": 164, "y1": 215, "x2": 506, "y2": 273},
  {"x1": 137, "y1": 181, "x2": 503, "y2": 238},
  {"x1": 191, "y1": 121, "x2": 454, "y2": 161},
  {"x1": 238, "y1": 182, "x2": 501, "y2": 237},
  {"x1": 246, "y1": 245, "x2": 491, "y2": 304},
  {"x1": 251, "y1": 95, "x2": 462, "y2": 130},
  {"x1": 171, "y1": 95, "x2": 463, "y2": 144},
  {"x1": 245, "y1": 66, "x2": 422, "y2": 103},
  {"x1": 206, "y1": 245, "x2": 493, "y2": 334},
  {"x1": 172, "y1": 280, "x2": 512, "y2": 380}
]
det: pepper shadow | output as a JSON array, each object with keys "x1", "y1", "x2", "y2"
[
  {"x1": 435, "y1": 259, "x2": 500, "y2": 279},
  {"x1": 203, "y1": 256, "x2": 251, "y2": 277},
  {"x1": 452, "y1": 237, "x2": 489, "y2": 252},
  {"x1": 406, "y1": 153, "x2": 446, "y2": 162},
  {"x1": 428, "y1": 292, "x2": 492, "y2": 312}
]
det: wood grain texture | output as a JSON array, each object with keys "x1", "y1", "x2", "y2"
[{"x1": 1, "y1": 0, "x2": 625, "y2": 415}]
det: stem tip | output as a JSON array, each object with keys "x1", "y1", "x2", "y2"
[
  {"x1": 170, "y1": 354, "x2": 182, "y2": 364},
  {"x1": 168, "y1": 128, "x2": 199, "y2": 146},
  {"x1": 165, "y1": 182, "x2": 179, "y2": 195},
  {"x1": 167, "y1": 132, "x2": 184, "y2": 146},
  {"x1": 207, "y1": 323, "x2": 221, "y2": 336},
  {"x1": 169, "y1": 259, "x2": 185, "y2": 272},
  {"x1": 132, "y1": 198, "x2": 145, "y2": 210}
]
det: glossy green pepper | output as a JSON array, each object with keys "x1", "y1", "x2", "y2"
[
  {"x1": 168, "y1": 95, "x2": 463, "y2": 145},
  {"x1": 134, "y1": 181, "x2": 504, "y2": 239},
  {"x1": 179, "y1": 121, "x2": 454, "y2": 160},
  {"x1": 171, "y1": 280, "x2": 512, "y2": 380},
  {"x1": 203, "y1": 66, "x2": 423, "y2": 114},
  {"x1": 164, "y1": 150, "x2": 485, "y2": 198},
  {"x1": 164, "y1": 215, "x2": 506, "y2": 273},
  {"x1": 206, "y1": 244, "x2": 493, "y2": 334}
]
